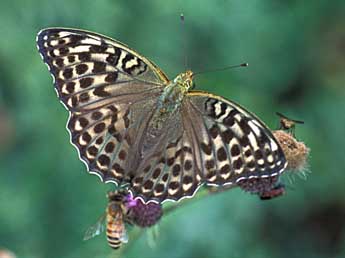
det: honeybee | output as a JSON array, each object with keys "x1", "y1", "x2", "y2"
[
  {"x1": 276, "y1": 112, "x2": 304, "y2": 136},
  {"x1": 84, "y1": 190, "x2": 129, "y2": 249}
]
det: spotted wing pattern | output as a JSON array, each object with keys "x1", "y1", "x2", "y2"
[
  {"x1": 36, "y1": 28, "x2": 168, "y2": 183},
  {"x1": 37, "y1": 28, "x2": 287, "y2": 204},
  {"x1": 131, "y1": 125, "x2": 201, "y2": 202},
  {"x1": 187, "y1": 92, "x2": 287, "y2": 185},
  {"x1": 129, "y1": 92, "x2": 287, "y2": 203}
]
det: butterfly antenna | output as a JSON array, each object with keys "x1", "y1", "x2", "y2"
[
  {"x1": 180, "y1": 13, "x2": 188, "y2": 70},
  {"x1": 194, "y1": 63, "x2": 248, "y2": 76}
]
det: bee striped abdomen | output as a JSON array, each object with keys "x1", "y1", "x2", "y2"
[{"x1": 106, "y1": 213, "x2": 125, "y2": 249}]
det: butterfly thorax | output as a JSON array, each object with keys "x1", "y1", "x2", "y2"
[
  {"x1": 158, "y1": 70, "x2": 193, "y2": 111},
  {"x1": 141, "y1": 71, "x2": 193, "y2": 154}
]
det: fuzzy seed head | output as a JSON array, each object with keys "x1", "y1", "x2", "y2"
[{"x1": 273, "y1": 130, "x2": 310, "y2": 172}]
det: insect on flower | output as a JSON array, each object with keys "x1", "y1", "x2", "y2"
[
  {"x1": 84, "y1": 189, "x2": 163, "y2": 249},
  {"x1": 276, "y1": 112, "x2": 304, "y2": 137},
  {"x1": 36, "y1": 25, "x2": 287, "y2": 204},
  {"x1": 84, "y1": 190, "x2": 130, "y2": 249}
]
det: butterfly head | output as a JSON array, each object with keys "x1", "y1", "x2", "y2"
[{"x1": 174, "y1": 70, "x2": 194, "y2": 92}]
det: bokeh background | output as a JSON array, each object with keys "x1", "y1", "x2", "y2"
[{"x1": 1, "y1": 0, "x2": 345, "y2": 257}]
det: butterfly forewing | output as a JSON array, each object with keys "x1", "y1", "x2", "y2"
[{"x1": 36, "y1": 28, "x2": 168, "y2": 184}]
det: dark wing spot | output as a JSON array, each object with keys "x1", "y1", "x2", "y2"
[
  {"x1": 66, "y1": 82, "x2": 75, "y2": 93},
  {"x1": 94, "y1": 122, "x2": 106, "y2": 133},
  {"x1": 92, "y1": 62, "x2": 106, "y2": 73},
  {"x1": 183, "y1": 176, "x2": 193, "y2": 184},
  {"x1": 63, "y1": 68, "x2": 73, "y2": 79},
  {"x1": 76, "y1": 64, "x2": 88, "y2": 75},
  {"x1": 248, "y1": 160, "x2": 256, "y2": 168},
  {"x1": 167, "y1": 157, "x2": 175, "y2": 166},
  {"x1": 68, "y1": 55, "x2": 75, "y2": 63},
  {"x1": 105, "y1": 72, "x2": 118, "y2": 83},
  {"x1": 239, "y1": 136, "x2": 250, "y2": 147},
  {"x1": 233, "y1": 158, "x2": 243, "y2": 170},
  {"x1": 106, "y1": 53, "x2": 120, "y2": 65},
  {"x1": 184, "y1": 160, "x2": 193, "y2": 171},
  {"x1": 78, "y1": 117, "x2": 89, "y2": 128},
  {"x1": 155, "y1": 184, "x2": 165, "y2": 193},
  {"x1": 98, "y1": 155, "x2": 110, "y2": 166},
  {"x1": 217, "y1": 147, "x2": 227, "y2": 161},
  {"x1": 216, "y1": 102, "x2": 227, "y2": 119},
  {"x1": 134, "y1": 176, "x2": 143, "y2": 184},
  {"x1": 87, "y1": 146, "x2": 98, "y2": 156},
  {"x1": 231, "y1": 145, "x2": 241, "y2": 156},
  {"x1": 143, "y1": 180, "x2": 154, "y2": 190},
  {"x1": 90, "y1": 45, "x2": 107, "y2": 53},
  {"x1": 172, "y1": 164, "x2": 181, "y2": 176},
  {"x1": 221, "y1": 129, "x2": 234, "y2": 143},
  {"x1": 257, "y1": 132, "x2": 270, "y2": 147},
  {"x1": 69, "y1": 35, "x2": 84, "y2": 44},
  {"x1": 59, "y1": 47, "x2": 69, "y2": 55},
  {"x1": 162, "y1": 174, "x2": 169, "y2": 182},
  {"x1": 254, "y1": 150, "x2": 263, "y2": 160},
  {"x1": 244, "y1": 149, "x2": 252, "y2": 157},
  {"x1": 93, "y1": 86, "x2": 110, "y2": 97},
  {"x1": 91, "y1": 111, "x2": 103, "y2": 120},
  {"x1": 79, "y1": 77, "x2": 94, "y2": 88},
  {"x1": 143, "y1": 165, "x2": 151, "y2": 173},
  {"x1": 238, "y1": 118, "x2": 252, "y2": 135},
  {"x1": 118, "y1": 150, "x2": 127, "y2": 160},
  {"x1": 105, "y1": 142, "x2": 115, "y2": 153},
  {"x1": 71, "y1": 96, "x2": 78, "y2": 107},
  {"x1": 201, "y1": 142, "x2": 212, "y2": 155},
  {"x1": 152, "y1": 168, "x2": 161, "y2": 179},
  {"x1": 112, "y1": 163, "x2": 124, "y2": 174},
  {"x1": 55, "y1": 78, "x2": 65, "y2": 88},
  {"x1": 205, "y1": 160, "x2": 215, "y2": 170},
  {"x1": 55, "y1": 58, "x2": 64, "y2": 67},
  {"x1": 96, "y1": 137, "x2": 103, "y2": 144},
  {"x1": 78, "y1": 52, "x2": 91, "y2": 62},
  {"x1": 79, "y1": 92, "x2": 90, "y2": 102},
  {"x1": 220, "y1": 164, "x2": 231, "y2": 174},
  {"x1": 206, "y1": 170, "x2": 216, "y2": 180},
  {"x1": 168, "y1": 181, "x2": 179, "y2": 190},
  {"x1": 82, "y1": 132, "x2": 92, "y2": 143},
  {"x1": 209, "y1": 125, "x2": 219, "y2": 138}
]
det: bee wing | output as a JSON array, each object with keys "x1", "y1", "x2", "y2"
[
  {"x1": 115, "y1": 211, "x2": 129, "y2": 243},
  {"x1": 83, "y1": 213, "x2": 106, "y2": 241},
  {"x1": 119, "y1": 223, "x2": 129, "y2": 243}
]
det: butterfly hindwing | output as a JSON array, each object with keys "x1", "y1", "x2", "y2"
[
  {"x1": 131, "y1": 128, "x2": 202, "y2": 202},
  {"x1": 186, "y1": 92, "x2": 287, "y2": 186}
]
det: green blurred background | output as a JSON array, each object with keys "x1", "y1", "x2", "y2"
[{"x1": 1, "y1": 0, "x2": 345, "y2": 257}]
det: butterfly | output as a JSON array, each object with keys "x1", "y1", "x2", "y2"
[{"x1": 36, "y1": 28, "x2": 287, "y2": 203}]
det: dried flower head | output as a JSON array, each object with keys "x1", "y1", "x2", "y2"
[
  {"x1": 273, "y1": 130, "x2": 310, "y2": 172},
  {"x1": 237, "y1": 175, "x2": 285, "y2": 200}
]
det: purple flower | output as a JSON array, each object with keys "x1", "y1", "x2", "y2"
[{"x1": 125, "y1": 196, "x2": 163, "y2": 228}]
